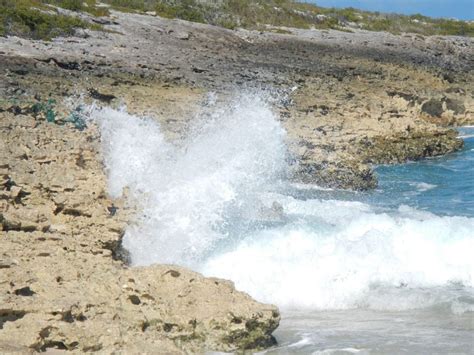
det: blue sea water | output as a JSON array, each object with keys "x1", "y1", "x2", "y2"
[
  {"x1": 292, "y1": 127, "x2": 474, "y2": 217},
  {"x1": 372, "y1": 127, "x2": 474, "y2": 217},
  {"x1": 301, "y1": 0, "x2": 474, "y2": 20}
]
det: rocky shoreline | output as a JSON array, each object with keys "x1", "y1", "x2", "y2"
[
  {"x1": 1, "y1": 10, "x2": 472, "y2": 189},
  {"x1": 0, "y1": 106, "x2": 279, "y2": 353},
  {"x1": 1, "y1": 9, "x2": 473, "y2": 353}
]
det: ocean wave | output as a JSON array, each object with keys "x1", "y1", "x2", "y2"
[
  {"x1": 202, "y1": 198, "x2": 474, "y2": 311},
  {"x1": 92, "y1": 93, "x2": 474, "y2": 313}
]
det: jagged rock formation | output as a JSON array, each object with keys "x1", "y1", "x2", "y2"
[{"x1": 0, "y1": 111, "x2": 279, "y2": 353}]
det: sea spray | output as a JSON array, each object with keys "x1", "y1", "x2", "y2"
[{"x1": 92, "y1": 93, "x2": 288, "y2": 267}]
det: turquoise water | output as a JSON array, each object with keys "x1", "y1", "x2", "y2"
[
  {"x1": 301, "y1": 0, "x2": 474, "y2": 20},
  {"x1": 373, "y1": 127, "x2": 474, "y2": 217}
]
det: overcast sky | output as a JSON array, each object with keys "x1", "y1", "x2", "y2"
[{"x1": 303, "y1": 0, "x2": 473, "y2": 20}]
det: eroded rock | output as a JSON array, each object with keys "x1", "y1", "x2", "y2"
[
  {"x1": 294, "y1": 161, "x2": 377, "y2": 191},
  {"x1": 0, "y1": 110, "x2": 279, "y2": 353}
]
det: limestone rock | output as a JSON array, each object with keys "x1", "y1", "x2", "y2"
[
  {"x1": 0, "y1": 111, "x2": 279, "y2": 353},
  {"x1": 294, "y1": 161, "x2": 377, "y2": 191},
  {"x1": 173, "y1": 31, "x2": 190, "y2": 40},
  {"x1": 361, "y1": 129, "x2": 463, "y2": 164}
]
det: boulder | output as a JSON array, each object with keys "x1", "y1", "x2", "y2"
[
  {"x1": 421, "y1": 98, "x2": 444, "y2": 117},
  {"x1": 444, "y1": 97, "x2": 465, "y2": 115}
]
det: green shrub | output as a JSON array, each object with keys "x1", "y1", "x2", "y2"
[
  {"x1": 435, "y1": 19, "x2": 474, "y2": 36},
  {"x1": 0, "y1": 0, "x2": 104, "y2": 39},
  {"x1": 334, "y1": 7, "x2": 361, "y2": 23},
  {"x1": 155, "y1": 0, "x2": 205, "y2": 23},
  {"x1": 104, "y1": 0, "x2": 146, "y2": 11},
  {"x1": 51, "y1": 0, "x2": 83, "y2": 11}
]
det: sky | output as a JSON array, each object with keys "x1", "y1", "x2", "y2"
[{"x1": 303, "y1": 0, "x2": 474, "y2": 20}]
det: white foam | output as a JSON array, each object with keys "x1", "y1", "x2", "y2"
[
  {"x1": 93, "y1": 93, "x2": 474, "y2": 313},
  {"x1": 93, "y1": 94, "x2": 287, "y2": 266},
  {"x1": 288, "y1": 337, "x2": 312, "y2": 348},
  {"x1": 289, "y1": 182, "x2": 335, "y2": 191},
  {"x1": 201, "y1": 195, "x2": 474, "y2": 311},
  {"x1": 410, "y1": 182, "x2": 437, "y2": 192}
]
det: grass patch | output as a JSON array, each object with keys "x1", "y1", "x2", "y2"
[
  {"x1": 0, "y1": 0, "x2": 103, "y2": 40},
  {"x1": 155, "y1": 0, "x2": 205, "y2": 23}
]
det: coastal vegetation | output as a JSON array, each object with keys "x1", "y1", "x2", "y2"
[
  {"x1": 0, "y1": 0, "x2": 102, "y2": 40},
  {"x1": 0, "y1": 0, "x2": 473, "y2": 40}
]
